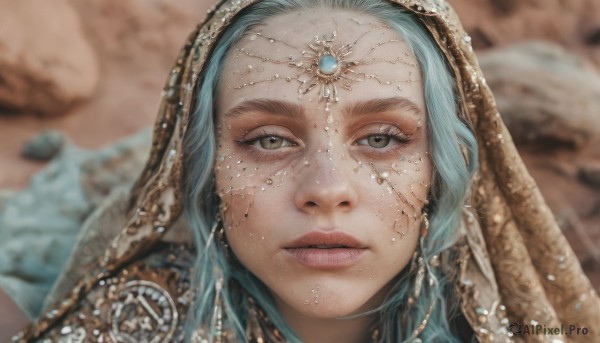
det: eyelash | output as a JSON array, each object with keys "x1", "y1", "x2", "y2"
[
  {"x1": 237, "y1": 125, "x2": 411, "y2": 160},
  {"x1": 354, "y1": 125, "x2": 411, "y2": 157},
  {"x1": 237, "y1": 129, "x2": 299, "y2": 160}
]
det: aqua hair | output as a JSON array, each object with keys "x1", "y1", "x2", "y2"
[{"x1": 183, "y1": 0, "x2": 478, "y2": 342}]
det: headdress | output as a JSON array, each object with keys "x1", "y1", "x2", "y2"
[{"x1": 16, "y1": 0, "x2": 600, "y2": 342}]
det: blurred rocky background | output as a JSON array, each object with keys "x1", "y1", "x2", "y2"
[{"x1": 0, "y1": 0, "x2": 599, "y2": 326}]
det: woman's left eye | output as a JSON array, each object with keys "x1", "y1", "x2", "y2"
[
  {"x1": 356, "y1": 132, "x2": 407, "y2": 150},
  {"x1": 361, "y1": 135, "x2": 391, "y2": 148}
]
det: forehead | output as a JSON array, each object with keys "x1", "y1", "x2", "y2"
[
  {"x1": 259, "y1": 8, "x2": 399, "y2": 51},
  {"x1": 219, "y1": 8, "x2": 423, "y2": 112}
]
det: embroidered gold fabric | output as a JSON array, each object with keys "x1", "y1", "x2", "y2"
[{"x1": 15, "y1": 0, "x2": 600, "y2": 342}]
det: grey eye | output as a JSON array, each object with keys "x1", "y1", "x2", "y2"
[{"x1": 367, "y1": 135, "x2": 391, "y2": 148}]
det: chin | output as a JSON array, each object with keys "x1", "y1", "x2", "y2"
[{"x1": 276, "y1": 280, "x2": 386, "y2": 320}]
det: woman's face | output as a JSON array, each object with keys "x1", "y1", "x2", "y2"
[{"x1": 214, "y1": 9, "x2": 431, "y2": 320}]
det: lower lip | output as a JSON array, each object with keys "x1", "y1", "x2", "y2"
[{"x1": 284, "y1": 248, "x2": 365, "y2": 269}]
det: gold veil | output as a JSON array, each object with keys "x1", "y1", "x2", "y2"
[{"x1": 16, "y1": 0, "x2": 600, "y2": 342}]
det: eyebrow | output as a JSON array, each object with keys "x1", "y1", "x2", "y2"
[
  {"x1": 224, "y1": 98, "x2": 305, "y2": 119},
  {"x1": 344, "y1": 96, "x2": 422, "y2": 118},
  {"x1": 223, "y1": 96, "x2": 422, "y2": 119}
]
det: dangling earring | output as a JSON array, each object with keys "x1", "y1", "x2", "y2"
[
  {"x1": 408, "y1": 212, "x2": 430, "y2": 305},
  {"x1": 420, "y1": 211, "x2": 429, "y2": 237},
  {"x1": 211, "y1": 277, "x2": 224, "y2": 343},
  {"x1": 213, "y1": 215, "x2": 234, "y2": 261},
  {"x1": 217, "y1": 226, "x2": 229, "y2": 250}
]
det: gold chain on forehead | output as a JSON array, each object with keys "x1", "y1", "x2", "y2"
[
  {"x1": 233, "y1": 22, "x2": 417, "y2": 111},
  {"x1": 16, "y1": 1, "x2": 600, "y2": 342}
]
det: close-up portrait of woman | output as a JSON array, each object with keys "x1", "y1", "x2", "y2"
[{"x1": 1, "y1": 0, "x2": 599, "y2": 342}]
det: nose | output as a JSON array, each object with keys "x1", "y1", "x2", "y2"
[{"x1": 294, "y1": 155, "x2": 358, "y2": 214}]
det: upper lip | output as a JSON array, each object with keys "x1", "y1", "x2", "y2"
[{"x1": 285, "y1": 231, "x2": 366, "y2": 249}]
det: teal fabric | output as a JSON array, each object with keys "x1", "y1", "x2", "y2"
[
  {"x1": 0, "y1": 129, "x2": 150, "y2": 320},
  {"x1": 0, "y1": 147, "x2": 91, "y2": 319}
]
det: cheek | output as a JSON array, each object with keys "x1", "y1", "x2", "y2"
[
  {"x1": 363, "y1": 152, "x2": 432, "y2": 226},
  {"x1": 214, "y1": 150, "x2": 291, "y2": 258}
]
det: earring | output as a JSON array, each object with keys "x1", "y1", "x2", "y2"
[
  {"x1": 420, "y1": 211, "x2": 429, "y2": 237},
  {"x1": 408, "y1": 246, "x2": 426, "y2": 306},
  {"x1": 217, "y1": 227, "x2": 229, "y2": 249},
  {"x1": 408, "y1": 212, "x2": 430, "y2": 305},
  {"x1": 214, "y1": 216, "x2": 234, "y2": 261},
  {"x1": 211, "y1": 277, "x2": 224, "y2": 343}
]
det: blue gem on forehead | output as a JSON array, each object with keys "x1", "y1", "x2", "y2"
[{"x1": 318, "y1": 53, "x2": 338, "y2": 75}]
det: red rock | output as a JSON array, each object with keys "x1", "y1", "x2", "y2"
[
  {"x1": 448, "y1": 0, "x2": 600, "y2": 68},
  {"x1": 478, "y1": 41, "x2": 600, "y2": 149},
  {"x1": 0, "y1": 0, "x2": 99, "y2": 116}
]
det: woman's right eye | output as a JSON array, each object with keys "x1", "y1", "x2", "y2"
[{"x1": 244, "y1": 134, "x2": 296, "y2": 151}]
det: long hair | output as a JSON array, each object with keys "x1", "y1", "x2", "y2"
[{"x1": 183, "y1": 1, "x2": 478, "y2": 341}]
